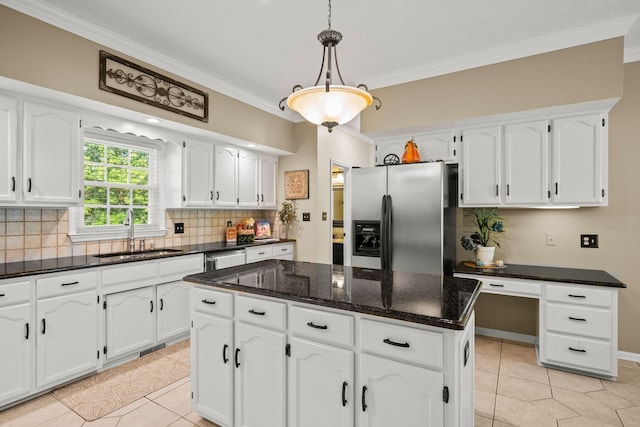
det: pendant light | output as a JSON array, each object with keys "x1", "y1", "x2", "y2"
[{"x1": 279, "y1": 0, "x2": 381, "y2": 132}]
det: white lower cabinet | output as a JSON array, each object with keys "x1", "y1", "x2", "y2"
[
  {"x1": 358, "y1": 353, "x2": 444, "y2": 427},
  {"x1": 191, "y1": 286, "x2": 472, "y2": 426},
  {"x1": 36, "y1": 271, "x2": 99, "y2": 389},
  {"x1": 234, "y1": 322, "x2": 286, "y2": 427},
  {"x1": 288, "y1": 336, "x2": 354, "y2": 427},
  {"x1": 0, "y1": 279, "x2": 33, "y2": 407},
  {"x1": 156, "y1": 281, "x2": 191, "y2": 342},
  {"x1": 105, "y1": 287, "x2": 155, "y2": 361}
]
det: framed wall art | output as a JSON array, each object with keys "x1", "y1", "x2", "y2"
[
  {"x1": 284, "y1": 169, "x2": 309, "y2": 200},
  {"x1": 99, "y1": 50, "x2": 208, "y2": 122}
]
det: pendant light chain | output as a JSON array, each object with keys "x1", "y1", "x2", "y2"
[{"x1": 328, "y1": 0, "x2": 332, "y2": 29}]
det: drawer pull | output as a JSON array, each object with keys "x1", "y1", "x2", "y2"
[
  {"x1": 342, "y1": 381, "x2": 348, "y2": 407},
  {"x1": 258, "y1": 252, "x2": 266, "y2": 255},
  {"x1": 383, "y1": 338, "x2": 410, "y2": 348},
  {"x1": 201, "y1": 299, "x2": 216, "y2": 305},
  {"x1": 222, "y1": 344, "x2": 229, "y2": 364},
  {"x1": 568, "y1": 316, "x2": 587, "y2": 322},
  {"x1": 0, "y1": 293, "x2": 5, "y2": 297},
  {"x1": 568, "y1": 294, "x2": 586, "y2": 299},
  {"x1": 489, "y1": 283, "x2": 504, "y2": 288},
  {"x1": 306, "y1": 321, "x2": 328, "y2": 330},
  {"x1": 568, "y1": 347, "x2": 586, "y2": 353},
  {"x1": 281, "y1": 248, "x2": 288, "y2": 252},
  {"x1": 361, "y1": 386, "x2": 368, "y2": 412},
  {"x1": 61, "y1": 281, "x2": 80, "y2": 286},
  {"x1": 249, "y1": 309, "x2": 266, "y2": 316},
  {"x1": 235, "y1": 348, "x2": 241, "y2": 368}
]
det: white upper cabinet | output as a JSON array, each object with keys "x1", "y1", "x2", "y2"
[
  {"x1": 259, "y1": 155, "x2": 277, "y2": 208},
  {"x1": 22, "y1": 101, "x2": 82, "y2": 206},
  {"x1": 214, "y1": 145, "x2": 239, "y2": 207},
  {"x1": 503, "y1": 120, "x2": 549, "y2": 205},
  {"x1": 183, "y1": 138, "x2": 215, "y2": 207},
  {"x1": 0, "y1": 95, "x2": 18, "y2": 204},
  {"x1": 460, "y1": 126, "x2": 502, "y2": 206},
  {"x1": 551, "y1": 113, "x2": 607, "y2": 205},
  {"x1": 376, "y1": 130, "x2": 458, "y2": 165},
  {"x1": 237, "y1": 150, "x2": 259, "y2": 208}
]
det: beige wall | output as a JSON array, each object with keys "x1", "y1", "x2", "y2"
[
  {"x1": 361, "y1": 38, "x2": 624, "y2": 134},
  {"x1": 0, "y1": 5, "x2": 296, "y2": 153}
]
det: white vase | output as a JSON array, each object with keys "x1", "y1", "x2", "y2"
[{"x1": 475, "y1": 246, "x2": 495, "y2": 266}]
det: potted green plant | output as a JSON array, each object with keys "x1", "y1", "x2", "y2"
[
  {"x1": 460, "y1": 208, "x2": 505, "y2": 265},
  {"x1": 277, "y1": 200, "x2": 297, "y2": 239}
]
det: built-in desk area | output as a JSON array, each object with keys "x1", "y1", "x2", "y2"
[{"x1": 454, "y1": 262, "x2": 626, "y2": 380}]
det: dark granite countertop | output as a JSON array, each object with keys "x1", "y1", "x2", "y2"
[
  {"x1": 454, "y1": 262, "x2": 625, "y2": 288},
  {"x1": 0, "y1": 240, "x2": 295, "y2": 280},
  {"x1": 184, "y1": 260, "x2": 482, "y2": 330}
]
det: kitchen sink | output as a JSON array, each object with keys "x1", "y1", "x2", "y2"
[{"x1": 94, "y1": 248, "x2": 184, "y2": 260}]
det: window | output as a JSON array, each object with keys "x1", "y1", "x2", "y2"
[{"x1": 69, "y1": 129, "x2": 166, "y2": 242}]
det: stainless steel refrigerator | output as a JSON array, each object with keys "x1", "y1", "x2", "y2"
[{"x1": 350, "y1": 162, "x2": 457, "y2": 276}]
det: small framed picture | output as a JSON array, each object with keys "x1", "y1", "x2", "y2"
[{"x1": 285, "y1": 169, "x2": 309, "y2": 200}]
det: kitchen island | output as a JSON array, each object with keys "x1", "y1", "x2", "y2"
[{"x1": 184, "y1": 260, "x2": 482, "y2": 427}]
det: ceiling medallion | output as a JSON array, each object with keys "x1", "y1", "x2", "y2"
[{"x1": 279, "y1": 0, "x2": 381, "y2": 132}]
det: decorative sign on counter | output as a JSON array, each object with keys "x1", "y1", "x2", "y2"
[{"x1": 99, "y1": 50, "x2": 209, "y2": 122}]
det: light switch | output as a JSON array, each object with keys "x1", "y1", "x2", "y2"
[{"x1": 302, "y1": 212, "x2": 310, "y2": 222}]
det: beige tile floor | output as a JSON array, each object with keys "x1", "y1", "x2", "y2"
[{"x1": 2, "y1": 335, "x2": 640, "y2": 426}]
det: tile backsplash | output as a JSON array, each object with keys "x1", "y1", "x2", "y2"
[{"x1": 0, "y1": 208, "x2": 277, "y2": 263}]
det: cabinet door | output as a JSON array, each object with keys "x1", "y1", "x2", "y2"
[
  {"x1": 214, "y1": 145, "x2": 238, "y2": 207},
  {"x1": 105, "y1": 287, "x2": 155, "y2": 360},
  {"x1": 503, "y1": 120, "x2": 549, "y2": 205},
  {"x1": 0, "y1": 95, "x2": 18, "y2": 204},
  {"x1": 259, "y1": 155, "x2": 277, "y2": 208},
  {"x1": 191, "y1": 311, "x2": 234, "y2": 427},
  {"x1": 234, "y1": 322, "x2": 286, "y2": 427},
  {"x1": 156, "y1": 281, "x2": 190, "y2": 342},
  {"x1": 0, "y1": 303, "x2": 32, "y2": 406},
  {"x1": 23, "y1": 101, "x2": 82, "y2": 206},
  {"x1": 183, "y1": 139, "x2": 214, "y2": 207},
  {"x1": 414, "y1": 130, "x2": 457, "y2": 163},
  {"x1": 288, "y1": 337, "x2": 354, "y2": 427},
  {"x1": 460, "y1": 126, "x2": 501, "y2": 206},
  {"x1": 36, "y1": 290, "x2": 98, "y2": 388},
  {"x1": 551, "y1": 113, "x2": 606, "y2": 205},
  {"x1": 358, "y1": 353, "x2": 444, "y2": 427},
  {"x1": 238, "y1": 150, "x2": 259, "y2": 207}
]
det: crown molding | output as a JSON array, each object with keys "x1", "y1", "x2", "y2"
[
  {"x1": 625, "y1": 45, "x2": 640, "y2": 63},
  {"x1": 0, "y1": 0, "x2": 296, "y2": 121},
  {"x1": 367, "y1": 14, "x2": 640, "y2": 90}
]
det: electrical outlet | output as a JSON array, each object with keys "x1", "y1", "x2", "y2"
[
  {"x1": 174, "y1": 222, "x2": 185, "y2": 234},
  {"x1": 546, "y1": 233, "x2": 557, "y2": 246},
  {"x1": 580, "y1": 234, "x2": 598, "y2": 248},
  {"x1": 302, "y1": 212, "x2": 310, "y2": 222}
]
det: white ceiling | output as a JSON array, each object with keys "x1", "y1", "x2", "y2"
[{"x1": 4, "y1": 0, "x2": 640, "y2": 123}]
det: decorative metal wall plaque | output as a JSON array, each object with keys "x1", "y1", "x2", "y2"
[{"x1": 99, "y1": 50, "x2": 208, "y2": 122}]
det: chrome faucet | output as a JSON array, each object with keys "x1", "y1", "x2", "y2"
[{"x1": 126, "y1": 208, "x2": 135, "y2": 252}]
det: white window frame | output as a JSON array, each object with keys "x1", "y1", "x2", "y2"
[{"x1": 69, "y1": 128, "x2": 167, "y2": 243}]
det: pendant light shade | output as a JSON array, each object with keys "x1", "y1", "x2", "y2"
[{"x1": 279, "y1": 0, "x2": 380, "y2": 132}]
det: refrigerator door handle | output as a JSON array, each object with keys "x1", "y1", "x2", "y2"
[
  {"x1": 380, "y1": 195, "x2": 388, "y2": 270},
  {"x1": 386, "y1": 194, "x2": 393, "y2": 270}
]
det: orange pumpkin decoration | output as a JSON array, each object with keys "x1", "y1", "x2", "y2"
[{"x1": 401, "y1": 138, "x2": 421, "y2": 163}]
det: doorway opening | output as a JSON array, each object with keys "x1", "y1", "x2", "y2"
[{"x1": 331, "y1": 162, "x2": 347, "y2": 265}]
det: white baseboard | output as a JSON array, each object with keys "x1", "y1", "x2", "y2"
[
  {"x1": 475, "y1": 327, "x2": 537, "y2": 344},
  {"x1": 476, "y1": 327, "x2": 640, "y2": 363},
  {"x1": 618, "y1": 351, "x2": 640, "y2": 363}
]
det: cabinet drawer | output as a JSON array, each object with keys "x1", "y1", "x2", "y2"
[
  {"x1": 0, "y1": 280, "x2": 31, "y2": 307},
  {"x1": 545, "y1": 303, "x2": 612, "y2": 339},
  {"x1": 191, "y1": 287, "x2": 233, "y2": 317},
  {"x1": 542, "y1": 332, "x2": 613, "y2": 374},
  {"x1": 545, "y1": 284, "x2": 612, "y2": 308},
  {"x1": 102, "y1": 261, "x2": 157, "y2": 289},
  {"x1": 158, "y1": 254, "x2": 203, "y2": 282},
  {"x1": 236, "y1": 294, "x2": 285, "y2": 330},
  {"x1": 289, "y1": 305, "x2": 354, "y2": 346},
  {"x1": 246, "y1": 246, "x2": 273, "y2": 263},
  {"x1": 481, "y1": 277, "x2": 540, "y2": 297},
  {"x1": 272, "y1": 243, "x2": 293, "y2": 258},
  {"x1": 360, "y1": 318, "x2": 443, "y2": 369},
  {"x1": 37, "y1": 271, "x2": 97, "y2": 299}
]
